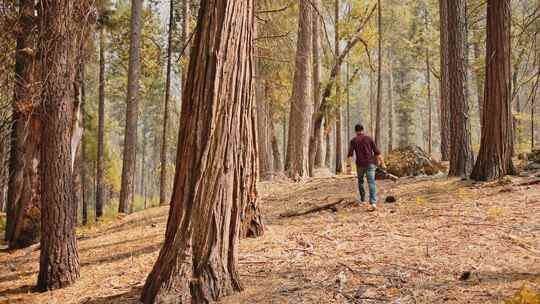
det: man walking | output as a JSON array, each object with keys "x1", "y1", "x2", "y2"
[{"x1": 346, "y1": 124, "x2": 385, "y2": 211}]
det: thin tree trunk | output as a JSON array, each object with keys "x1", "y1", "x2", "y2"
[
  {"x1": 425, "y1": 11, "x2": 432, "y2": 155},
  {"x1": 369, "y1": 71, "x2": 375, "y2": 135},
  {"x1": 159, "y1": 0, "x2": 174, "y2": 206},
  {"x1": 473, "y1": 40, "x2": 484, "y2": 127},
  {"x1": 374, "y1": 0, "x2": 383, "y2": 146},
  {"x1": 141, "y1": 1, "x2": 261, "y2": 301},
  {"x1": 310, "y1": 0, "x2": 324, "y2": 171},
  {"x1": 256, "y1": 77, "x2": 272, "y2": 180},
  {"x1": 80, "y1": 63, "x2": 88, "y2": 226},
  {"x1": 285, "y1": 0, "x2": 313, "y2": 179},
  {"x1": 37, "y1": 0, "x2": 80, "y2": 290},
  {"x1": 324, "y1": 118, "x2": 332, "y2": 169},
  {"x1": 334, "y1": 0, "x2": 343, "y2": 174},
  {"x1": 6, "y1": 0, "x2": 41, "y2": 249},
  {"x1": 439, "y1": 0, "x2": 451, "y2": 161},
  {"x1": 269, "y1": 107, "x2": 283, "y2": 172},
  {"x1": 141, "y1": 123, "x2": 147, "y2": 209},
  {"x1": 346, "y1": 60, "x2": 350, "y2": 141},
  {"x1": 96, "y1": 25, "x2": 106, "y2": 219},
  {"x1": 387, "y1": 48, "x2": 394, "y2": 152},
  {"x1": 447, "y1": 0, "x2": 474, "y2": 176},
  {"x1": 471, "y1": 0, "x2": 514, "y2": 181},
  {"x1": 119, "y1": 0, "x2": 143, "y2": 214}
]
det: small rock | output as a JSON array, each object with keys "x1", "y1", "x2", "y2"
[
  {"x1": 459, "y1": 271, "x2": 472, "y2": 281},
  {"x1": 151, "y1": 223, "x2": 158, "y2": 228},
  {"x1": 385, "y1": 196, "x2": 397, "y2": 203}
]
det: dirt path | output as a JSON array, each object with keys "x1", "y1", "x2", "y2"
[{"x1": 1, "y1": 175, "x2": 539, "y2": 303}]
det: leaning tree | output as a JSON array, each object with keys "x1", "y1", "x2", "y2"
[
  {"x1": 140, "y1": 0, "x2": 262, "y2": 302},
  {"x1": 471, "y1": 0, "x2": 515, "y2": 181}
]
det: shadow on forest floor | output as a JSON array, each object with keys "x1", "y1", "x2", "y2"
[{"x1": 80, "y1": 287, "x2": 143, "y2": 304}]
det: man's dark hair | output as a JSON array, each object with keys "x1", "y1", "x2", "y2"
[{"x1": 355, "y1": 124, "x2": 364, "y2": 132}]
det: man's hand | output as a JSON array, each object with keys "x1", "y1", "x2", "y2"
[
  {"x1": 346, "y1": 157, "x2": 353, "y2": 175},
  {"x1": 376, "y1": 155, "x2": 386, "y2": 169}
]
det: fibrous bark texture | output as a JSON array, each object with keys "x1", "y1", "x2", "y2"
[
  {"x1": 141, "y1": 1, "x2": 262, "y2": 302},
  {"x1": 37, "y1": 0, "x2": 80, "y2": 291},
  {"x1": 471, "y1": 0, "x2": 515, "y2": 181},
  {"x1": 96, "y1": 25, "x2": 106, "y2": 218},
  {"x1": 6, "y1": 0, "x2": 41, "y2": 250},
  {"x1": 119, "y1": 0, "x2": 142, "y2": 214},
  {"x1": 446, "y1": 0, "x2": 474, "y2": 177},
  {"x1": 160, "y1": 0, "x2": 174, "y2": 206},
  {"x1": 438, "y1": 0, "x2": 451, "y2": 161},
  {"x1": 286, "y1": 0, "x2": 313, "y2": 180},
  {"x1": 310, "y1": 0, "x2": 324, "y2": 171}
]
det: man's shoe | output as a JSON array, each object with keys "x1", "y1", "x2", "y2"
[{"x1": 368, "y1": 204, "x2": 377, "y2": 212}]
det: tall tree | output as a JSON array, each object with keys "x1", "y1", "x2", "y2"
[
  {"x1": 141, "y1": 1, "x2": 260, "y2": 302},
  {"x1": 424, "y1": 9, "x2": 432, "y2": 155},
  {"x1": 95, "y1": 14, "x2": 106, "y2": 219},
  {"x1": 181, "y1": 0, "x2": 191, "y2": 86},
  {"x1": 37, "y1": 0, "x2": 80, "y2": 290},
  {"x1": 472, "y1": 39, "x2": 484, "y2": 127},
  {"x1": 374, "y1": 0, "x2": 383, "y2": 146},
  {"x1": 159, "y1": 0, "x2": 174, "y2": 206},
  {"x1": 470, "y1": 0, "x2": 514, "y2": 181},
  {"x1": 446, "y1": 0, "x2": 474, "y2": 176},
  {"x1": 334, "y1": 0, "x2": 343, "y2": 174},
  {"x1": 310, "y1": 0, "x2": 324, "y2": 171},
  {"x1": 6, "y1": 0, "x2": 41, "y2": 249},
  {"x1": 387, "y1": 48, "x2": 394, "y2": 152},
  {"x1": 118, "y1": 0, "x2": 143, "y2": 213},
  {"x1": 285, "y1": 0, "x2": 313, "y2": 179},
  {"x1": 256, "y1": 77, "x2": 272, "y2": 180},
  {"x1": 438, "y1": 0, "x2": 451, "y2": 161}
]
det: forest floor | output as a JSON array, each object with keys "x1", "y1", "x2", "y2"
[{"x1": 1, "y1": 172, "x2": 540, "y2": 304}]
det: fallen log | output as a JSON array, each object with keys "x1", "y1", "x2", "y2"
[{"x1": 280, "y1": 198, "x2": 355, "y2": 218}]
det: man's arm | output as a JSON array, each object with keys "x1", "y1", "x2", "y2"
[{"x1": 371, "y1": 139, "x2": 386, "y2": 168}]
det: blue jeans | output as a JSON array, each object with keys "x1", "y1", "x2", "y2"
[{"x1": 357, "y1": 164, "x2": 377, "y2": 204}]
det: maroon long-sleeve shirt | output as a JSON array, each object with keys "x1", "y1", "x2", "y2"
[{"x1": 347, "y1": 133, "x2": 381, "y2": 168}]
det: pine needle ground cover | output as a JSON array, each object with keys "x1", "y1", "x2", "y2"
[{"x1": 1, "y1": 175, "x2": 539, "y2": 303}]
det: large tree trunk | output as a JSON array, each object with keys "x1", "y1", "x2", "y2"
[
  {"x1": 37, "y1": 0, "x2": 80, "y2": 291},
  {"x1": 96, "y1": 25, "x2": 106, "y2": 219},
  {"x1": 334, "y1": 0, "x2": 343, "y2": 174},
  {"x1": 438, "y1": 0, "x2": 451, "y2": 161},
  {"x1": 119, "y1": 0, "x2": 142, "y2": 214},
  {"x1": 6, "y1": 0, "x2": 41, "y2": 249},
  {"x1": 141, "y1": 1, "x2": 262, "y2": 302},
  {"x1": 181, "y1": 0, "x2": 191, "y2": 87},
  {"x1": 285, "y1": 0, "x2": 312, "y2": 180},
  {"x1": 387, "y1": 48, "x2": 394, "y2": 152},
  {"x1": 470, "y1": 0, "x2": 514, "y2": 181},
  {"x1": 310, "y1": 0, "x2": 324, "y2": 172},
  {"x1": 159, "y1": 0, "x2": 174, "y2": 206},
  {"x1": 374, "y1": 0, "x2": 383, "y2": 146},
  {"x1": 446, "y1": 0, "x2": 474, "y2": 177}
]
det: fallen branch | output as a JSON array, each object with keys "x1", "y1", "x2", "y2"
[
  {"x1": 279, "y1": 198, "x2": 354, "y2": 218},
  {"x1": 518, "y1": 178, "x2": 540, "y2": 186}
]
